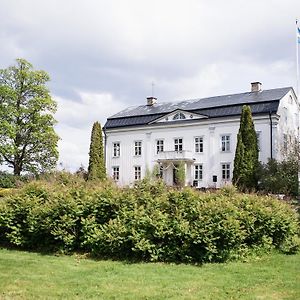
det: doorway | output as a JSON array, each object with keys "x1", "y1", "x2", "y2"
[{"x1": 173, "y1": 164, "x2": 178, "y2": 186}]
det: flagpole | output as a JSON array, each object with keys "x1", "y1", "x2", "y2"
[
  {"x1": 296, "y1": 19, "x2": 300, "y2": 200},
  {"x1": 297, "y1": 19, "x2": 299, "y2": 97}
]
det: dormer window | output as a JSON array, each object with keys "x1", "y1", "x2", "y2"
[{"x1": 173, "y1": 112, "x2": 186, "y2": 120}]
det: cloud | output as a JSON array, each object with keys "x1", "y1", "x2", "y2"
[
  {"x1": 1, "y1": 0, "x2": 300, "y2": 172},
  {"x1": 55, "y1": 91, "x2": 126, "y2": 171}
]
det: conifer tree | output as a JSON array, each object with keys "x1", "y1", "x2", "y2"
[
  {"x1": 233, "y1": 105, "x2": 259, "y2": 191},
  {"x1": 87, "y1": 122, "x2": 106, "y2": 180}
]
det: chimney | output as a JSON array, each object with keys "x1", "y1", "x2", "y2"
[
  {"x1": 251, "y1": 82, "x2": 262, "y2": 92},
  {"x1": 147, "y1": 96, "x2": 157, "y2": 106}
]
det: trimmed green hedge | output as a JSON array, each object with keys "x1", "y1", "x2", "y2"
[{"x1": 0, "y1": 179, "x2": 299, "y2": 262}]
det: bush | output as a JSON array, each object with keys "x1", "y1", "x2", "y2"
[
  {"x1": 0, "y1": 179, "x2": 299, "y2": 262},
  {"x1": 0, "y1": 172, "x2": 17, "y2": 188},
  {"x1": 258, "y1": 158, "x2": 298, "y2": 196}
]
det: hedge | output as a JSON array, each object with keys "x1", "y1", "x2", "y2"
[{"x1": 0, "y1": 179, "x2": 299, "y2": 263}]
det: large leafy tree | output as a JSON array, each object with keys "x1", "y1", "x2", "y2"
[
  {"x1": 233, "y1": 105, "x2": 259, "y2": 191},
  {"x1": 87, "y1": 122, "x2": 106, "y2": 180},
  {"x1": 0, "y1": 58, "x2": 59, "y2": 175}
]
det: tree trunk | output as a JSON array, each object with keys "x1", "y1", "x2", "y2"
[{"x1": 13, "y1": 163, "x2": 21, "y2": 176}]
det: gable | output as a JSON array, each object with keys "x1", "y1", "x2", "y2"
[{"x1": 149, "y1": 109, "x2": 208, "y2": 124}]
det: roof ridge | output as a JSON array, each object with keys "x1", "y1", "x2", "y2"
[
  {"x1": 155, "y1": 86, "x2": 292, "y2": 105},
  {"x1": 109, "y1": 86, "x2": 292, "y2": 119}
]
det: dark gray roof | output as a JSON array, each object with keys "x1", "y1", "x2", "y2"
[
  {"x1": 104, "y1": 87, "x2": 291, "y2": 129},
  {"x1": 104, "y1": 114, "x2": 165, "y2": 129},
  {"x1": 193, "y1": 101, "x2": 280, "y2": 118}
]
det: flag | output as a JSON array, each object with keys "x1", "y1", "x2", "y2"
[{"x1": 297, "y1": 20, "x2": 300, "y2": 44}]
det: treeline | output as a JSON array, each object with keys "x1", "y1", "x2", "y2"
[{"x1": 0, "y1": 175, "x2": 299, "y2": 263}]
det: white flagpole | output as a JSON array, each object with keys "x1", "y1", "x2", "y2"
[
  {"x1": 296, "y1": 20, "x2": 300, "y2": 199},
  {"x1": 297, "y1": 19, "x2": 299, "y2": 97}
]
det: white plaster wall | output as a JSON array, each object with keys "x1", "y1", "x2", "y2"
[
  {"x1": 105, "y1": 111, "x2": 283, "y2": 188},
  {"x1": 276, "y1": 90, "x2": 300, "y2": 160}
]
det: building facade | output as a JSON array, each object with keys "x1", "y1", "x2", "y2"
[{"x1": 103, "y1": 83, "x2": 299, "y2": 188}]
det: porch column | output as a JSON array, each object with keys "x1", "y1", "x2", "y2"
[{"x1": 185, "y1": 162, "x2": 192, "y2": 186}]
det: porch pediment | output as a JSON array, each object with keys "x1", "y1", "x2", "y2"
[{"x1": 149, "y1": 109, "x2": 208, "y2": 124}]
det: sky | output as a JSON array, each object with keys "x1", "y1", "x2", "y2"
[{"x1": 1, "y1": 0, "x2": 300, "y2": 172}]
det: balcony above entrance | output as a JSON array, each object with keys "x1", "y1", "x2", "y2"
[{"x1": 156, "y1": 150, "x2": 195, "y2": 162}]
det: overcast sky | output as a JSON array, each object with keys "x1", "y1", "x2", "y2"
[{"x1": 1, "y1": 0, "x2": 300, "y2": 172}]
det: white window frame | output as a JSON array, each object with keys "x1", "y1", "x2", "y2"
[
  {"x1": 194, "y1": 164, "x2": 203, "y2": 181},
  {"x1": 156, "y1": 139, "x2": 164, "y2": 154},
  {"x1": 194, "y1": 136, "x2": 204, "y2": 153},
  {"x1": 112, "y1": 142, "x2": 120, "y2": 157},
  {"x1": 174, "y1": 138, "x2": 183, "y2": 152},
  {"x1": 221, "y1": 135, "x2": 231, "y2": 152},
  {"x1": 112, "y1": 166, "x2": 120, "y2": 181},
  {"x1": 134, "y1": 141, "x2": 142, "y2": 156},
  {"x1": 134, "y1": 166, "x2": 141, "y2": 180},
  {"x1": 173, "y1": 112, "x2": 186, "y2": 120},
  {"x1": 221, "y1": 163, "x2": 231, "y2": 180}
]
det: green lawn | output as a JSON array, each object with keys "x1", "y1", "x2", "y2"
[{"x1": 0, "y1": 248, "x2": 299, "y2": 299}]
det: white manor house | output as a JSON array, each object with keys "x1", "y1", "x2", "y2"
[{"x1": 103, "y1": 82, "x2": 299, "y2": 188}]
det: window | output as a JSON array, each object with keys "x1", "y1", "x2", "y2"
[
  {"x1": 221, "y1": 163, "x2": 230, "y2": 180},
  {"x1": 112, "y1": 166, "x2": 119, "y2": 181},
  {"x1": 156, "y1": 139, "x2": 164, "y2": 154},
  {"x1": 221, "y1": 135, "x2": 230, "y2": 152},
  {"x1": 173, "y1": 112, "x2": 186, "y2": 120},
  {"x1": 113, "y1": 142, "x2": 120, "y2": 157},
  {"x1": 283, "y1": 107, "x2": 288, "y2": 123},
  {"x1": 256, "y1": 131, "x2": 261, "y2": 152},
  {"x1": 174, "y1": 138, "x2": 183, "y2": 152},
  {"x1": 134, "y1": 166, "x2": 141, "y2": 180},
  {"x1": 194, "y1": 164, "x2": 203, "y2": 180},
  {"x1": 134, "y1": 141, "x2": 142, "y2": 156},
  {"x1": 195, "y1": 137, "x2": 203, "y2": 153}
]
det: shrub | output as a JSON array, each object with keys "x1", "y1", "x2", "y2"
[
  {"x1": 0, "y1": 179, "x2": 299, "y2": 262},
  {"x1": 0, "y1": 172, "x2": 17, "y2": 188},
  {"x1": 258, "y1": 158, "x2": 298, "y2": 196}
]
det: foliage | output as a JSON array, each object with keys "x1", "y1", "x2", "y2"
[
  {"x1": 87, "y1": 122, "x2": 106, "y2": 181},
  {"x1": 0, "y1": 171, "x2": 31, "y2": 188},
  {"x1": 151, "y1": 163, "x2": 161, "y2": 179},
  {"x1": 175, "y1": 162, "x2": 185, "y2": 188},
  {"x1": 0, "y1": 188, "x2": 15, "y2": 198},
  {"x1": 0, "y1": 58, "x2": 59, "y2": 175},
  {"x1": 75, "y1": 165, "x2": 88, "y2": 180},
  {"x1": 258, "y1": 158, "x2": 298, "y2": 196},
  {"x1": 233, "y1": 105, "x2": 259, "y2": 191},
  {"x1": 0, "y1": 179, "x2": 299, "y2": 262},
  {"x1": 0, "y1": 171, "x2": 17, "y2": 188}
]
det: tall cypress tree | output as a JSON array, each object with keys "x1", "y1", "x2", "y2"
[
  {"x1": 87, "y1": 122, "x2": 106, "y2": 181},
  {"x1": 233, "y1": 105, "x2": 259, "y2": 191}
]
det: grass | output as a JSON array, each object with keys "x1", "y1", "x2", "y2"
[{"x1": 0, "y1": 248, "x2": 299, "y2": 299}]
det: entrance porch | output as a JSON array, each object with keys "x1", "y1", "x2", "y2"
[{"x1": 156, "y1": 151, "x2": 196, "y2": 187}]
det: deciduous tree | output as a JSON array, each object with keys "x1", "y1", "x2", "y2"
[{"x1": 0, "y1": 59, "x2": 59, "y2": 175}]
